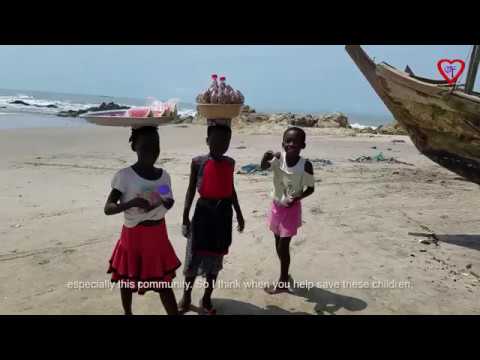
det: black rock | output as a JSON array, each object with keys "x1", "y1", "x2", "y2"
[
  {"x1": 56, "y1": 101, "x2": 130, "y2": 118},
  {"x1": 9, "y1": 100, "x2": 30, "y2": 106},
  {"x1": 33, "y1": 104, "x2": 58, "y2": 108}
]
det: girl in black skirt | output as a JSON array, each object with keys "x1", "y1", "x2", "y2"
[{"x1": 179, "y1": 124, "x2": 245, "y2": 315}]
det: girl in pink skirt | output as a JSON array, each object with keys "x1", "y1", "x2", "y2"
[
  {"x1": 260, "y1": 127, "x2": 315, "y2": 294},
  {"x1": 104, "y1": 126, "x2": 181, "y2": 315}
]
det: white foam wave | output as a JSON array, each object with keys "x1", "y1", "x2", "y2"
[
  {"x1": 0, "y1": 95, "x2": 112, "y2": 115},
  {"x1": 351, "y1": 122, "x2": 376, "y2": 130},
  {"x1": 178, "y1": 108, "x2": 197, "y2": 118}
]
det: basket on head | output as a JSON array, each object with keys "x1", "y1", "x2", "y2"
[{"x1": 196, "y1": 103, "x2": 242, "y2": 120}]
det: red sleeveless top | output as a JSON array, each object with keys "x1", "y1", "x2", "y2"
[{"x1": 193, "y1": 155, "x2": 235, "y2": 199}]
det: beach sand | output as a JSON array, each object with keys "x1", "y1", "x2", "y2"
[{"x1": 0, "y1": 124, "x2": 479, "y2": 315}]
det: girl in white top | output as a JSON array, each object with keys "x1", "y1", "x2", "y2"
[
  {"x1": 260, "y1": 126, "x2": 315, "y2": 294},
  {"x1": 104, "y1": 126, "x2": 181, "y2": 315}
]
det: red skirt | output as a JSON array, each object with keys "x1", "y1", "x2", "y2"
[{"x1": 107, "y1": 220, "x2": 181, "y2": 295}]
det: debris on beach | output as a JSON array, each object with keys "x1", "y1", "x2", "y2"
[
  {"x1": 418, "y1": 239, "x2": 431, "y2": 245},
  {"x1": 310, "y1": 159, "x2": 333, "y2": 168},
  {"x1": 470, "y1": 271, "x2": 480, "y2": 279},
  {"x1": 349, "y1": 152, "x2": 414, "y2": 166},
  {"x1": 237, "y1": 164, "x2": 269, "y2": 175}
]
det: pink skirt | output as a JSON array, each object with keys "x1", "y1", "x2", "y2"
[
  {"x1": 107, "y1": 220, "x2": 181, "y2": 295},
  {"x1": 267, "y1": 200, "x2": 302, "y2": 238}
]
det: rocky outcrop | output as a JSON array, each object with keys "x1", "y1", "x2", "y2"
[
  {"x1": 9, "y1": 100, "x2": 58, "y2": 108},
  {"x1": 376, "y1": 121, "x2": 408, "y2": 135},
  {"x1": 57, "y1": 102, "x2": 130, "y2": 117},
  {"x1": 241, "y1": 105, "x2": 256, "y2": 114},
  {"x1": 285, "y1": 112, "x2": 351, "y2": 128},
  {"x1": 192, "y1": 109, "x2": 352, "y2": 129},
  {"x1": 189, "y1": 107, "x2": 404, "y2": 135}
]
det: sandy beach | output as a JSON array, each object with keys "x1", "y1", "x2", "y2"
[{"x1": 1, "y1": 124, "x2": 479, "y2": 315}]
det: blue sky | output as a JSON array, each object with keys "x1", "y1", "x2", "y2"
[{"x1": 0, "y1": 45, "x2": 477, "y2": 116}]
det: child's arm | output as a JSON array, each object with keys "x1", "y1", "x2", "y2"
[
  {"x1": 182, "y1": 160, "x2": 198, "y2": 236},
  {"x1": 290, "y1": 160, "x2": 315, "y2": 205},
  {"x1": 232, "y1": 185, "x2": 245, "y2": 233},
  {"x1": 104, "y1": 189, "x2": 151, "y2": 215},
  {"x1": 260, "y1": 150, "x2": 281, "y2": 170}
]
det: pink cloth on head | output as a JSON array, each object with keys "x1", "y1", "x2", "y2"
[{"x1": 267, "y1": 200, "x2": 302, "y2": 238}]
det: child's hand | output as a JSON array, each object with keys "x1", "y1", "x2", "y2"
[
  {"x1": 182, "y1": 219, "x2": 191, "y2": 238},
  {"x1": 286, "y1": 196, "x2": 301, "y2": 207},
  {"x1": 264, "y1": 150, "x2": 280, "y2": 162},
  {"x1": 236, "y1": 214, "x2": 245, "y2": 233},
  {"x1": 128, "y1": 197, "x2": 153, "y2": 211},
  {"x1": 150, "y1": 196, "x2": 174, "y2": 210},
  {"x1": 264, "y1": 151, "x2": 275, "y2": 161}
]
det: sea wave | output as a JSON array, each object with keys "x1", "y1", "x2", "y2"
[
  {"x1": 178, "y1": 108, "x2": 197, "y2": 117},
  {"x1": 0, "y1": 95, "x2": 126, "y2": 115},
  {"x1": 350, "y1": 122, "x2": 376, "y2": 130},
  {"x1": 0, "y1": 93, "x2": 198, "y2": 118}
]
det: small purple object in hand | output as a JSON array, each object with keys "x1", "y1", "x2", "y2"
[{"x1": 157, "y1": 185, "x2": 170, "y2": 195}]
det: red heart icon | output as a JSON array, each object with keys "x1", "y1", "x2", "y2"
[{"x1": 437, "y1": 59, "x2": 465, "y2": 84}]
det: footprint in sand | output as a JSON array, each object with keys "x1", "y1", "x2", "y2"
[
  {"x1": 38, "y1": 259, "x2": 50, "y2": 265},
  {"x1": 310, "y1": 207, "x2": 324, "y2": 215},
  {"x1": 63, "y1": 249, "x2": 76, "y2": 254},
  {"x1": 293, "y1": 238, "x2": 307, "y2": 246}
]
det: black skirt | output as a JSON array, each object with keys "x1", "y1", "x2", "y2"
[{"x1": 191, "y1": 197, "x2": 233, "y2": 255}]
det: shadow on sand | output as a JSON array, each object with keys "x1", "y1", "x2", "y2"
[
  {"x1": 410, "y1": 232, "x2": 480, "y2": 251},
  {"x1": 187, "y1": 284, "x2": 368, "y2": 315}
]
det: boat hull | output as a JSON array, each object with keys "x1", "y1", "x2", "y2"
[{"x1": 346, "y1": 45, "x2": 480, "y2": 184}]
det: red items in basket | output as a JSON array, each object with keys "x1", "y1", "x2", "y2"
[
  {"x1": 126, "y1": 103, "x2": 176, "y2": 118},
  {"x1": 127, "y1": 107, "x2": 152, "y2": 118},
  {"x1": 196, "y1": 74, "x2": 244, "y2": 105}
]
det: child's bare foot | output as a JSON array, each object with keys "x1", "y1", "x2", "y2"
[{"x1": 178, "y1": 295, "x2": 192, "y2": 314}]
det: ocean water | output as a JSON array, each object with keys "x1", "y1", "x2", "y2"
[{"x1": 0, "y1": 88, "x2": 392, "y2": 130}]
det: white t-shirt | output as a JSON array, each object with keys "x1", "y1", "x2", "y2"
[
  {"x1": 111, "y1": 166, "x2": 173, "y2": 228},
  {"x1": 270, "y1": 152, "x2": 315, "y2": 205}
]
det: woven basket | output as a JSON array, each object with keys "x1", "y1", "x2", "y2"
[{"x1": 196, "y1": 103, "x2": 242, "y2": 119}]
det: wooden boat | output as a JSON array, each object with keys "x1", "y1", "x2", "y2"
[{"x1": 346, "y1": 45, "x2": 480, "y2": 185}]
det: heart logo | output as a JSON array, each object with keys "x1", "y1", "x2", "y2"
[{"x1": 437, "y1": 59, "x2": 465, "y2": 84}]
